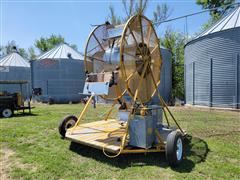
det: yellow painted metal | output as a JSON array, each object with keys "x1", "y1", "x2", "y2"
[
  {"x1": 120, "y1": 15, "x2": 162, "y2": 104},
  {"x1": 103, "y1": 100, "x2": 118, "y2": 121},
  {"x1": 69, "y1": 94, "x2": 94, "y2": 134},
  {"x1": 73, "y1": 14, "x2": 185, "y2": 158},
  {"x1": 84, "y1": 14, "x2": 161, "y2": 103},
  {"x1": 159, "y1": 96, "x2": 184, "y2": 134},
  {"x1": 147, "y1": 63, "x2": 184, "y2": 134}
]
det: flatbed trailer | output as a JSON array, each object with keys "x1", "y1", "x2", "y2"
[{"x1": 0, "y1": 80, "x2": 33, "y2": 117}]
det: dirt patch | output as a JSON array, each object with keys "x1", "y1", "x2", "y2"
[
  {"x1": 0, "y1": 147, "x2": 14, "y2": 180},
  {"x1": 0, "y1": 146, "x2": 37, "y2": 179}
]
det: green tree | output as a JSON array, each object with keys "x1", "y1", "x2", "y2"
[
  {"x1": 18, "y1": 48, "x2": 28, "y2": 59},
  {"x1": 34, "y1": 34, "x2": 78, "y2": 53},
  {"x1": 28, "y1": 46, "x2": 37, "y2": 60},
  {"x1": 161, "y1": 28, "x2": 185, "y2": 100},
  {"x1": 0, "y1": 41, "x2": 17, "y2": 55},
  {"x1": 35, "y1": 34, "x2": 65, "y2": 53},
  {"x1": 0, "y1": 41, "x2": 28, "y2": 59},
  {"x1": 196, "y1": 0, "x2": 235, "y2": 29}
]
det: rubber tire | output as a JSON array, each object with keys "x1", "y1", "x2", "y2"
[
  {"x1": 58, "y1": 115, "x2": 77, "y2": 138},
  {"x1": 165, "y1": 130, "x2": 183, "y2": 167},
  {"x1": 2, "y1": 108, "x2": 13, "y2": 118}
]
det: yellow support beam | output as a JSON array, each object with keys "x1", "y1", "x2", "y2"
[{"x1": 70, "y1": 94, "x2": 94, "y2": 134}]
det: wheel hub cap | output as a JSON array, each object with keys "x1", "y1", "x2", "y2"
[{"x1": 176, "y1": 138, "x2": 183, "y2": 161}]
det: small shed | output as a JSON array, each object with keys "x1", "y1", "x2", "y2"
[{"x1": 31, "y1": 44, "x2": 85, "y2": 103}]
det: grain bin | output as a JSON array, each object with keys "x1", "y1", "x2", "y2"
[
  {"x1": 152, "y1": 46, "x2": 172, "y2": 104},
  {"x1": 0, "y1": 52, "x2": 31, "y2": 99},
  {"x1": 185, "y1": 6, "x2": 240, "y2": 109},
  {"x1": 31, "y1": 44, "x2": 85, "y2": 103}
]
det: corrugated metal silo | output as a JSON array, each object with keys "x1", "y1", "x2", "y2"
[
  {"x1": 185, "y1": 6, "x2": 240, "y2": 109},
  {"x1": 151, "y1": 46, "x2": 172, "y2": 104},
  {"x1": 0, "y1": 52, "x2": 31, "y2": 98},
  {"x1": 31, "y1": 44, "x2": 85, "y2": 103}
]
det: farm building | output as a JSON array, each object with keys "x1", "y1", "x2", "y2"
[
  {"x1": 31, "y1": 43, "x2": 85, "y2": 103},
  {"x1": 0, "y1": 52, "x2": 31, "y2": 99},
  {"x1": 152, "y1": 46, "x2": 172, "y2": 103},
  {"x1": 185, "y1": 6, "x2": 240, "y2": 109}
]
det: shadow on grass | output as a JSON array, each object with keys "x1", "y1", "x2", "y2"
[
  {"x1": 0, "y1": 113, "x2": 38, "y2": 119},
  {"x1": 69, "y1": 134, "x2": 209, "y2": 172},
  {"x1": 13, "y1": 113, "x2": 38, "y2": 117}
]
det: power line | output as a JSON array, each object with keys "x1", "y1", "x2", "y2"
[{"x1": 153, "y1": 2, "x2": 240, "y2": 25}]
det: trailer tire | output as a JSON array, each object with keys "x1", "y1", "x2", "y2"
[
  {"x1": 165, "y1": 130, "x2": 183, "y2": 167},
  {"x1": 58, "y1": 115, "x2": 77, "y2": 138},
  {"x1": 2, "y1": 108, "x2": 13, "y2": 118}
]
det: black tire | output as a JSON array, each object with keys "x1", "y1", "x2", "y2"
[
  {"x1": 165, "y1": 130, "x2": 183, "y2": 167},
  {"x1": 2, "y1": 108, "x2": 13, "y2": 118},
  {"x1": 58, "y1": 115, "x2": 77, "y2": 138}
]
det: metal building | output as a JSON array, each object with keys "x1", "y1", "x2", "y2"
[
  {"x1": 152, "y1": 46, "x2": 172, "y2": 103},
  {"x1": 31, "y1": 44, "x2": 85, "y2": 103},
  {"x1": 0, "y1": 52, "x2": 31, "y2": 99},
  {"x1": 185, "y1": 6, "x2": 240, "y2": 109}
]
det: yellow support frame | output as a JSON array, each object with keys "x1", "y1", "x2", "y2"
[
  {"x1": 70, "y1": 14, "x2": 185, "y2": 157},
  {"x1": 69, "y1": 94, "x2": 94, "y2": 134}
]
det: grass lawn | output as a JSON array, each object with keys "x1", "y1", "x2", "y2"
[{"x1": 0, "y1": 103, "x2": 239, "y2": 180}]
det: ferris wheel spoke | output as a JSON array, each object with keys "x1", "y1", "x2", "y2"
[
  {"x1": 85, "y1": 55, "x2": 105, "y2": 62},
  {"x1": 147, "y1": 26, "x2": 152, "y2": 48},
  {"x1": 125, "y1": 69, "x2": 138, "y2": 82},
  {"x1": 93, "y1": 33, "x2": 105, "y2": 52},
  {"x1": 139, "y1": 15, "x2": 145, "y2": 46},
  {"x1": 147, "y1": 63, "x2": 158, "y2": 88},
  {"x1": 122, "y1": 36, "x2": 128, "y2": 45},
  {"x1": 150, "y1": 45, "x2": 158, "y2": 55},
  {"x1": 127, "y1": 25, "x2": 143, "y2": 56}
]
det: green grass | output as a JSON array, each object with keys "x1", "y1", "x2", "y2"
[{"x1": 0, "y1": 103, "x2": 239, "y2": 180}]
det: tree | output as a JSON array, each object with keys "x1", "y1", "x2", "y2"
[
  {"x1": 0, "y1": 41, "x2": 17, "y2": 55},
  {"x1": 18, "y1": 48, "x2": 28, "y2": 59},
  {"x1": 28, "y1": 46, "x2": 37, "y2": 60},
  {"x1": 34, "y1": 34, "x2": 78, "y2": 53},
  {"x1": 0, "y1": 40, "x2": 28, "y2": 59},
  {"x1": 161, "y1": 28, "x2": 185, "y2": 100},
  {"x1": 196, "y1": 0, "x2": 235, "y2": 29},
  {"x1": 35, "y1": 34, "x2": 65, "y2": 53},
  {"x1": 108, "y1": 5, "x2": 122, "y2": 25},
  {"x1": 153, "y1": 4, "x2": 172, "y2": 27},
  {"x1": 107, "y1": 0, "x2": 170, "y2": 25},
  {"x1": 122, "y1": 0, "x2": 148, "y2": 20}
]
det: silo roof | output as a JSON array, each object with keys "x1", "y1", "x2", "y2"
[
  {"x1": 195, "y1": 5, "x2": 240, "y2": 39},
  {"x1": 37, "y1": 43, "x2": 84, "y2": 60},
  {"x1": 0, "y1": 52, "x2": 30, "y2": 67}
]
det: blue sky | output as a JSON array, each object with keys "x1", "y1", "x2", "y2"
[{"x1": 0, "y1": 0, "x2": 231, "y2": 53}]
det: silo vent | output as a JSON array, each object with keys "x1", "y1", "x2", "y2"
[
  {"x1": 12, "y1": 46, "x2": 18, "y2": 53},
  {"x1": 67, "y1": 53, "x2": 72, "y2": 59}
]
